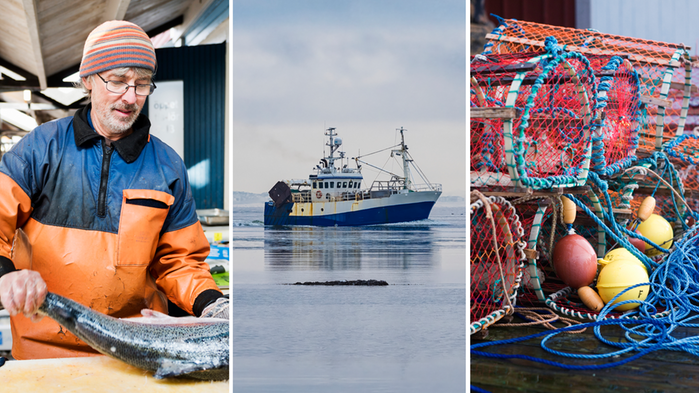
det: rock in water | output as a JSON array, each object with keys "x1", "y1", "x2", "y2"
[{"x1": 292, "y1": 280, "x2": 389, "y2": 286}]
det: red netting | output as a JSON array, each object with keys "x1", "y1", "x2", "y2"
[
  {"x1": 470, "y1": 50, "x2": 595, "y2": 189},
  {"x1": 470, "y1": 196, "x2": 525, "y2": 327},
  {"x1": 587, "y1": 56, "x2": 642, "y2": 174},
  {"x1": 509, "y1": 198, "x2": 562, "y2": 305},
  {"x1": 470, "y1": 53, "x2": 539, "y2": 188}
]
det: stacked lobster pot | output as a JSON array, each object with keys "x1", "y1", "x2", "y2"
[
  {"x1": 469, "y1": 192, "x2": 527, "y2": 335},
  {"x1": 471, "y1": 40, "x2": 596, "y2": 190},
  {"x1": 470, "y1": 37, "x2": 600, "y2": 329},
  {"x1": 482, "y1": 16, "x2": 693, "y2": 156},
  {"x1": 483, "y1": 18, "x2": 693, "y2": 235},
  {"x1": 471, "y1": 17, "x2": 696, "y2": 325},
  {"x1": 668, "y1": 64, "x2": 699, "y2": 216}
]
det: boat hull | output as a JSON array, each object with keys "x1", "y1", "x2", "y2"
[{"x1": 264, "y1": 191, "x2": 441, "y2": 226}]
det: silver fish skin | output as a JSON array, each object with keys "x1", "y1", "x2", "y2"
[{"x1": 38, "y1": 292, "x2": 229, "y2": 380}]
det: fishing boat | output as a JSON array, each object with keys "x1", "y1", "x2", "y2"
[{"x1": 264, "y1": 127, "x2": 442, "y2": 226}]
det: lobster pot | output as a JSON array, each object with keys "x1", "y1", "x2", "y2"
[
  {"x1": 545, "y1": 284, "x2": 669, "y2": 321},
  {"x1": 482, "y1": 17, "x2": 692, "y2": 155},
  {"x1": 509, "y1": 197, "x2": 570, "y2": 305},
  {"x1": 678, "y1": 66, "x2": 699, "y2": 135},
  {"x1": 587, "y1": 56, "x2": 642, "y2": 176},
  {"x1": 667, "y1": 134, "x2": 699, "y2": 204},
  {"x1": 606, "y1": 153, "x2": 688, "y2": 236},
  {"x1": 470, "y1": 195, "x2": 525, "y2": 335},
  {"x1": 522, "y1": 193, "x2": 606, "y2": 304},
  {"x1": 671, "y1": 143, "x2": 699, "y2": 217},
  {"x1": 471, "y1": 49, "x2": 596, "y2": 190},
  {"x1": 471, "y1": 52, "x2": 545, "y2": 189}
]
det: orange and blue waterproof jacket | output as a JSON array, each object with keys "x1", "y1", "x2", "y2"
[{"x1": 0, "y1": 105, "x2": 222, "y2": 359}]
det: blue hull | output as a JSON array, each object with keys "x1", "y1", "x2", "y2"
[{"x1": 264, "y1": 201, "x2": 437, "y2": 226}]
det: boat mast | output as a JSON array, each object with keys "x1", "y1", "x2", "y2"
[
  {"x1": 325, "y1": 127, "x2": 341, "y2": 173},
  {"x1": 398, "y1": 127, "x2": 411, "y2": 190}
]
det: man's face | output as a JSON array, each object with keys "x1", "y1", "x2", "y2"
[{"x1": 83, "y1": 68, "x2": 150, "y2": 138}]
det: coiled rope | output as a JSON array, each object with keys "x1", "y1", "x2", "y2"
[{"x1": 472, "y1": 220, "x2": 699, "y2": 369}]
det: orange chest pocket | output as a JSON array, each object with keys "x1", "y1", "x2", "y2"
[{"x1": 117, "y1": 189, "x2": 175, "y2": 267}]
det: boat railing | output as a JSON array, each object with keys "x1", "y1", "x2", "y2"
[
  {"x1": 291, "y1": 192, "x2": 313, "y2": 203},
  {"x1": 413, "y1": 183, "x2": 442, "y2": 192},
  {"x1": 289, "y1": 183, "x2": 440, "y2": 204},
  {"x1": 370, "y1": 180, "x2": 442, "y2": 193},
  {"x1": 369, "y1": 180, "x2": 402, "y2": 191}
]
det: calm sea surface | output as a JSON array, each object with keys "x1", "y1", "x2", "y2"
[{"x1": 232, "y1": 202, "x2": 466, "y2": 392}]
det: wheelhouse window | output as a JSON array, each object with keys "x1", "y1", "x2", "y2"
[
  {"x1": 319, "y1": 182, "x2": 324, "y2": 189},
  {"x1": 313, "y1": 182, "x2": 317, "y2": 189},
  {"x1": 343, "y1": 181, "x2": 347, "y2": 188},
  {"x1": 325, "y1": 181, "x2": 329, "y2": 188},
  {"x1": 348, "y1": 181, "x2": 353, "y2": 188},
  {"x1": 330, "y1": 181, "x2": 334, "y2": 188}
]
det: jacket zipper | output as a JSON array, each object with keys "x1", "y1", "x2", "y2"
[{"x1": 98, "y1": 141, "x2": 114, "y2": 217}]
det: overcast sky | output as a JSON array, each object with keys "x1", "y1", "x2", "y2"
[{"x1": 232, "y1": 0, "x2": 466, "y2": 198}]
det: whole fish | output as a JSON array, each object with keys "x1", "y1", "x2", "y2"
[{"x1": 38, "y1": 292, "x2": 229, "y2": 380}]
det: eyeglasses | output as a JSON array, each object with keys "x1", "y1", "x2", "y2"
[{"x1": 95, "y1": 73, "x2": 157, "y2": 96}]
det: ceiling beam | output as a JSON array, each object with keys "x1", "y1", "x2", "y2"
[
  {"x1": 21, "y1": 0, "x2": 47, "y2": 90},
  {"x1": 0, "y1": 57, "x2": 40, "y2": 90},
  {"x1": 45, "y1": 65, "x2": 80, "y2": 88},
  {"x1": 34, "y1": 91, "x2": 86, "y2": 110},
  {"x1": 104, "y1": 0, "x2": 131, "y2": 21},
  {"x1": 0, "y1": 102, "x2": 58, "y2": 111}
]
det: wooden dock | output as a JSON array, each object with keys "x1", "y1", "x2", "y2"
[{"x1": 470, "y1": 312, "x2": 699, "y2": 392}]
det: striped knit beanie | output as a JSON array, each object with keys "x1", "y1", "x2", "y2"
[{"x1": 79, "y1": 20, "x2": 156, "y2": 78}]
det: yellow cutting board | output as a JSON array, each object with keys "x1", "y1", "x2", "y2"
[{"x1": 0, "y1": 355, "x2": 229, "y2": 392}]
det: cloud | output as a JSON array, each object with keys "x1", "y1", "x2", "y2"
[
  {"x1": 232, "y1": 1, "x2": 466, "y2": 198},
  {"x1": 234, "y1": 26, "x2": 465, "y2": 124}
]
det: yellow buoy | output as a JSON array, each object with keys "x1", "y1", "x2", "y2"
[
  {"x1": 599, "y1": 248, "x2": 647, "y2": 272},
  {"x1": 636, "y1": 214, "x2": 673, "y2": 256},
  {"x1": 596, "y1": 259, "x2": 650, "y2": 311}
]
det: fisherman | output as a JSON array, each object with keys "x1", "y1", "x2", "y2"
[{"x1": 0, "y1": 20, "x2": 229, "y2": 360}]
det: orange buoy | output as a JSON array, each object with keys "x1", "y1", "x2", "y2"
[
  {"x1": 578, "y1": 286, "x2": 604, "y2": 312},
  {"x1": 628, "y1": 196, "x2": 656, "y2": 253}
]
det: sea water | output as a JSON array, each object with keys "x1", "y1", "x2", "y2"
[{"x1": 233, "y1": 202, "x2": 467, "y2": 392}]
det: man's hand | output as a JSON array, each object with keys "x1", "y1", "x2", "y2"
[
  {"x1": 200, "y1": 297, "x2": 229, "y2": 319},
  {"x1": 0, "y1": 270, "x2": 47, "y2": 322}
]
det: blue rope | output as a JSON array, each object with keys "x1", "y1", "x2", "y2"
[
  {"x1": 471, "y1": 317, "x2": 667, "y2": 370},
  {"x1": 566, "y1": 171, "x2": 661, "y2": 269},
  {"x1": 514, "y1": 44, "x2": 597, "y2": 189},
  {"x1": 563, "y1": 192, "x2": 660, "y2": 271},
  {"x1": 472, "y1": 225, "x2": 699, "y2": 369},
  {"x1": 642, "y1": 151, "x2": 691, "y2": 229},
  {"x1": 481, "y1": 15, "x2": 512, "y2": 55},
  {"x1": 666, "y1": 134, "x2": 699, "y2": 166}
]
